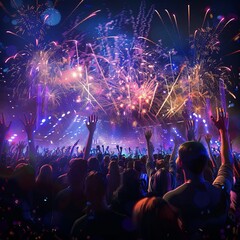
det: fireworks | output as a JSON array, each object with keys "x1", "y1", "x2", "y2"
[{"x1": 2, "y1": 1, "x2": 238, "y2": 126}]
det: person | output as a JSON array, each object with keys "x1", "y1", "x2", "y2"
[
  {"x1": 35, "y1": 164, "x2": 56, "y2": 227},
  {"x1": 111, "y1": 168, "x2": 143, "y2": 216},
  {"x1": 54, "y1": 158, "x2": 88, "y2": 238},
  {"x1": 145, "y1": 130, "x2": 178, "y2": 197},
  {"x1": 163, "y1": 108, "x2": 233, "y2": 238},
  {"x1": 106, "y1": 160, "x2": 121, "y2": 203},
  {"x1": 133, "y1": 196, "x2": 184, "y2": 240},
  {"x1": 71, "y1": 171, "x2": 133, "y2": 240}
]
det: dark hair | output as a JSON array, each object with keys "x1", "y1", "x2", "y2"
[
  {"x1": 85, "y1": 171, "x2": 107, "y2": 202},
  {"x1": 179, "y1": 141, "x2": 209, "y2": 174},
  {"x1": 67, "y1": 158, "x2": 88, "y2": 186},
  {"x1": 133, "y1": 197, "x2": 182, "y2": 240},
  {"x1": 87, "y1": 157, "x2": 101, "y2": 172}
]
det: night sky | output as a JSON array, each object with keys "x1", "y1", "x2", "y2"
[{"x1": 0, "y1": 0, "x2": 239, "y2": 147}]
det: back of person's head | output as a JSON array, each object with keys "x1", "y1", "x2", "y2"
[
  {"x1": 85, "y1": 171, "x2": 107, "y2": 204},
  {"x1": 97, "y1": 152, "x2": 103, "y2": 163},
  {"x1": 140, "y1": 155, "x2": 147, "y2": 165},
  {"x1": 155, "y1": 159, "x2": 165, "y2": 170},
  {"x1": 152, "y1": 168, "x2": 172, "y2": 197},
  {"x1": 68, "y1": 158, "x2": 88, "y2": 187},
  {"x1": 87, "y1": 157, "x2": 100, "y2": 172},
  {"x1": 110, "y1": 155, "x2": 118, "y2": 161},
  {"x1": 126, "y1": 159, "x2": 134, "y2": 169},
  {"x1": 13, "y1": 163, "x2": 35, "y2": 191},
  {"x1": 108, "y1": 160, "x2": 119, "y2": 175},
  {"x1": 164, "y1": 154, "x2": 170, "y2": 169},
  {"x1": 133, "y1": 197, "x2": 183, "y2": 240},
  {"x1": 121, "y1": 168, "x2": 138, "y2": 186},
  {"x1": 178, "y1": 141, "x2": 209, "y2": 174},
  {"x1": 134, "y1": 160, "x2": 143, "y2": 173},
  {"x1": 103, "y1": 155, "x2": 110, "y2": 167},
  {"x1": 36, "y1": 164, "x2": 53, "y2": 183}
]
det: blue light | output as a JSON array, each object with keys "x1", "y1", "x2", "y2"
[
  {"x1": 41, "y1": 119, "x2": 46, "y2": 123},
  {"x1": 41, "y1": 8, "x2": 61, "y2": 26}
]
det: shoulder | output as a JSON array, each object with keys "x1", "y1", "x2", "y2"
[
  {"x1": 71, "y1": 214, "x2": 88, "y2": 238},
  {"x1": 163, "y1": 183, "x2": 189, "y2": 203}
]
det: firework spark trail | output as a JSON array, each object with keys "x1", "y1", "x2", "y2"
[
  {"x1": 214, "y1": 17, "x2": 225, "y2": 33},
  {"x1": 2, "y1": 2, "x2": 238, "y2": 125},
  {"x1": 79, "y1": 81, "x2": 107, "y2": 114},
  {"x1": 62, "y1": 0, "x2": 84, "y2": 25},
  {"x1": 201, "y1": 8, "x2": 210, "y2": 29},
  {"x1": 149, "y1": 82, "x2": 158, "y2": 112},
  {"x1": 188, "y1": 5, "x2": 190, "y2": 38},
  {"x1": 173, "y1": 14, "x2": 180, "y2": 38},
  {"x1": 220, "y1": 18, "x2": 236, "y2": 33},
  {"x1": 156, "y1": 65, "x2": 186, "y2": 117},
  {"x1": 165, "y1": 9, "x2": 174, "y2": 26},
  {"x1": 166, "y1": 100, "x2": 186, "y2": 118},
  {"x1": 0, "y1": 1, "x2": 11, "y2": 15},
  {"x1": 138, "y1": 37, "x2": 157, "y2": 45},
  {"x1": 6, "y1": 30, "x2": 25, "y2": 40},
  {"x1": 88, "y1": 43, "x2": 119, "y2": 114},
  {"x1": 64, "y1": 10, "x2": 101, "y2": 35},
  {"x1": 225, "y1": 49, "x2": 240, "y2": 56}
]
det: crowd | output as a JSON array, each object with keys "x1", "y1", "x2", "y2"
[{"x1": 0, "y1": 109, "x2": 239, "y2": 239}]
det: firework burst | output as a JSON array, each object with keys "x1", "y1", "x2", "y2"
[{"x1": 2, "y1": 1, "x2": 238, "y2": 126}]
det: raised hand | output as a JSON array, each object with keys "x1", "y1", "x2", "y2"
[
  {"x1": 0, "y1": 113, "x2": 11, "y2": 139},
  {"x1": 84, "y1": 115, "x2": 98, "y2": 160},
  {"x1": 73, "y1": 139, "x2": 80, "y2": 147},
  {"x1": 144, "y1": 129, "x2": 152, "y2": 142},
  {"x1": 148, "y1": 141, "x2": 154, "y2": 154},
  {"x1": 22, "y1": 114, "x2": 36, "y2": 136},
  {"x1": 211, "y1": 108, "x2": 229, "y2": 132},
  {"x1": 17, "y1": 141, "x2": 27, "y2": 151},
  {"x1": 186, "y1": 119, "x2": 195, "y2": 141},
  {"x1": 116, "y1": 145, "x2": 120, "y2": 152},
  {"x1": 86, "y1": 114, "x2": 98, "y2": 134}
]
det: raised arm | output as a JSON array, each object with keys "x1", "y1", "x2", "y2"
[
  {"x1": 83, "y1": 115, "x2": 98, "y2": 160},
  {"x1": 211, "y1": 108, "x2": 233, "y2": 193},
  {"x1": 70, "y1": 139, "x2": 80, "y2": 158},
  {"x1": 205, "y1": 133, "x2": 218, "y2": 170},
  {"x1": 185, "y1": 119, "x2": 196, "y2": 141},
  {"x1": 144, "y1": 129, "x2": 155, "y2": 178},
  {"x1": 182, "y1": 110, "x2": 196, "y2": 141},
  {"x1": 169, "y1": 137, "x2": 181, "y2": 189},
  {"x1": 22, "y1": 114, "x2": 36, "y2": 165},
  {"x1": 0, "y1": 113, "x2": 11, "y2": 157},
  {"x1": 145, "y1": 130, "x2": 154, "y2": 163},
  {"x1": 16, "y1": 141, "x2": 27, "y2": 160}
]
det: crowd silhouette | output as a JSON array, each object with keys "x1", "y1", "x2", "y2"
[{"x1": 0, "y1": 108, "x2": 239, "y2": 239}]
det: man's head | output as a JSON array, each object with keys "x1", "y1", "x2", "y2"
[
  {"x1": 178, "y1": 141, "x2": 209, "y2": 174},
  {"x1": 68, "y1": 158, "x2": 88, "y2": 187}
]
